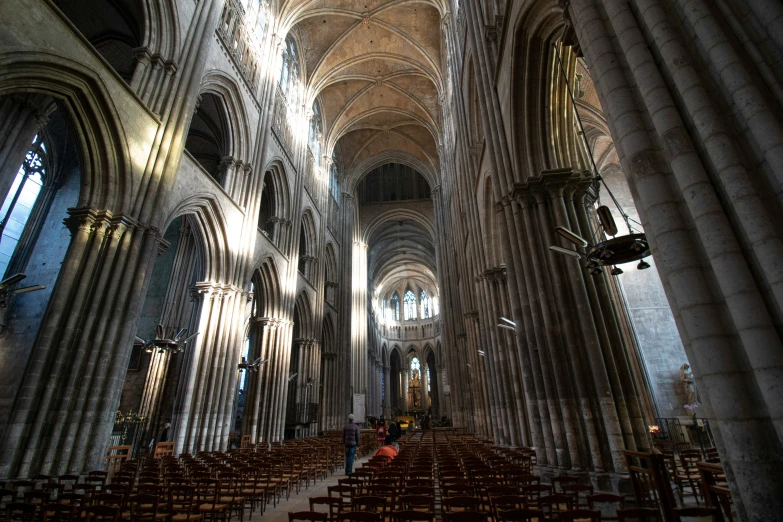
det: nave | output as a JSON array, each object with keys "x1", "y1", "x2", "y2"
[{"x1": 0, "y1": 430, "x2": 733, "y2": 520}]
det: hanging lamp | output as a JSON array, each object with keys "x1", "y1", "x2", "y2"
[{"x1": 549, "y1": 42, "x2": 652, "y2": 276}]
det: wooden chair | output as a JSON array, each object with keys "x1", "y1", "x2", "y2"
[
  {"x1": 490, "y1": 495, "x2": 526, "y2": 518},
  {"x1": 443, "y1": 513, "x2": 488, "y2": 522},
  {"x1": 496, "y1": 508, "x2": 540, "y2": 522},
  {"x1": 338, "y1": 512, "x2": 382, "y2": 522},
  {"x1": 540, "y1": 494, "x2": 573, "y2": 521},
  {"x1": 289, "y1": 512, "x2": 329, "y2": 522},
  {"x1": 560, "y1": 510, "x2": 601, "y2": 522},
  {"x1": 617, "y1": 508, "x2": 660, "y2": 521},
  {"x1": 328, "y1": 485, "x2": 354, "y2": 511},
  {"x1": 85, "y1": 505, "x2": 120, "y2": 522},
  {"x1": 351, "y1": 496, "x2": 387, "y2": 518},
  {"x1": 587, "y1": 493, "x2": 625, "y2": 521},
  {"x1": 153, "y1": 443, "x2": 175, "y2": 460},
  {"x1": 168, "y1": 485, "x2": 203, "y2": 522},
  {"x1": 562, "y1": 484, "x2": 593, "y2": 509},
  {"x1": 390, "y1": 510, "x2": 435, "y2": 522},
  {"x1": 522, "y1": 484, "x2": 552, "y2": 509},
  {"x1": 673, "y1": 507, "x2": 719, "y2": 521},
  {"x1": 398, "y1": 495, "x2": 435, "y2": 513},
  {"x1": 41, "y1": 503, "x2": 71, "y2": 522},
  {"x1": 4, "y1": 502, "x2": 36, "y2": 522},
  {"x1": 551, "y1": 476, "x2": 578, "y2": 494},
  {"x1": 310, "y1": 496, "x2": 345, "y2": 522},
  {"x1": 678, "y1": 452, "x2": 704, "y2": 504},
  {"x1": 443, "y1": 496, "x2": 482, "y2": 513},
  {"x1": 194, "y1": 479, "x2": 228, "y2": 522}
]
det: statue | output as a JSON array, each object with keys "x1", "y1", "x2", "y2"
[{"x1": 680, "y1": 363, "x2": 699, "y2": 406}]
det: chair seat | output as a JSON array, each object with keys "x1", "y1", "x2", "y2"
[
  {"x1": 199, "y1": 503, "x2": 228, "y2": 511},
  {"x1": 172, "y1": 514, "x2": 204, "y2": 521}
]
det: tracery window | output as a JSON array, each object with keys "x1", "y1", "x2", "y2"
[
  {"x1": 329, "y1": 150, "x2": 340, "y2": 202},
  {"x1": 309, "y1": 100, "x2": 323, "y2": 163},
  {"x1": 410, "y1": 356, "x2": 420, "y2": 374},
  {"x1": 0, "y1": 135, "x2": 46, "y2": 276},
  {"x1": 279, "y1": 36, "x2": 300, "y2": 105},
  {"x1": 390, "y1": 292, "x2": 400, "y2": 322},
  {"x1": 404, "y1": 290, "x2": 417, "y2": 321},
  {"x1": 420, "y1": 290, "x2": 430, "y2": 319}
]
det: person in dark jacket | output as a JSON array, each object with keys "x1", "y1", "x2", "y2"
[{"x1": 343, "y1": 414, "x2": 360, "y2": 473}]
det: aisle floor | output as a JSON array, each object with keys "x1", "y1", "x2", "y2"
[{"x1": 248, "y1": 455, "x2": 369, "y2": 521}]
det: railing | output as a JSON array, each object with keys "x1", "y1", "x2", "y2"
[
  {"x1": 655, "y1": 417, "x2": 716, "y2": 453},
  {"x1": 286, "y1": 402, "x2": 319, "y2": 425},
  {"x1": 381, "y1": 318, "x2": 441, "y2": 341},
  {"x1": 109, "y1": 411, "x2": 146, "y2": 459}
]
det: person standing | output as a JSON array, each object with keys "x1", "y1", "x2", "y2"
[
  {"x1": 343, "y1": 414, "x2": 360, "y2": 474},
  {"x1": 160, "y1": 422, "x2": 171, "y2": 442}
]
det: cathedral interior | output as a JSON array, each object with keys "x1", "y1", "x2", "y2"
[{"x1": 0, "y1": 0, "x2": 781, "y2": 520}]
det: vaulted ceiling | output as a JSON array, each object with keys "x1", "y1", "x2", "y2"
[
  {"x1": 281, "y1": 0, "x2": 445, "y2": 178},
  {"x1": 280, "y1": 0, "x2": 446, "y2": 298}
]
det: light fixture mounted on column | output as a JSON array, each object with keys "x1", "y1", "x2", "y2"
[
  {"x1": 0, "y1": 273, "x2": 45, "y2": 308},
  {"x1": 238, "y1": 357, "x2": 268, "y2": 372},
  {"x1": 549, "y1": 42, "x2": 653, "y2": 276},
  {"x1": 134, "y1": 325, "x2": 199, "y2": 354}
]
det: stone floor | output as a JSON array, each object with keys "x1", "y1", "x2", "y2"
[{"x1": 247, "y1": 455, "x2": 369, "y2": 521}]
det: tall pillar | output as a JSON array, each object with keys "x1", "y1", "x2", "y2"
[
  {"x1": 0, "y1": 210, "x2": 161, "y2": 477},
  {"x1": 567, "y1": 0, "x2": 783, "y2": 514},
  {"x1": 351, "y1": 240, "x2": 368, "y2": 405}
]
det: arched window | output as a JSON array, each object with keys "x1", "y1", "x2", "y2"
[
  {"x1": 279, "y1": 36, "x2": 300, "y2": 102},
  {"x1": 420, "y1": 290, "x2": 430, "y2": 319},
  {"x1": 411, "y1": 356, "x2": 420, "y2": 374},
  {"x1": 404, "y1": 290, "x2": 417, "y2": 321},
  {"x1": 0, "y1": 135, "x2": 46, "y2": 276},
  {"x1": 309, "y1": 101, "x2": 323, "y2": 162},
  {"x1": 390, "y1": 292, "x2": 400, "y2": 322},
  {"x1": 329, "y1": 150, "x2": 340, "y2": 201},
  {"x1": 433, "y1": 296, "x2": 440, "y2": 317}
]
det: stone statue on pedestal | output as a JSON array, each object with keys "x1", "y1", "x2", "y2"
[{"x1": 680, "y1": 362, "x2": 700, "y2": 406}]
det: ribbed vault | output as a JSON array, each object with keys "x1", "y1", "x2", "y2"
[{"x1": 281, "y1": 0, "x2": 445, "y2": 174}]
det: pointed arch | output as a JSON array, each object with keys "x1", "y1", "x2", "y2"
[
  {"x1": 252, "y1": 257, "x2": 283, "y2": 320},
  {"x1": 0, "y1": 51, "x2": 134, "y2": 213},
  {"x1": 199, "y1": 71, "x2": 253, "y2": 163}
]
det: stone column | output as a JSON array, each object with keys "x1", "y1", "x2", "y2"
[
  {"x1": 568, "y1": 0, "x2": 783, "y2": 514},
  {"x1": 0, "y1": 209, "x2": 161, "y2": 477},
  {"x1": 382, "y1": 364, "x2": 390, "y2": 417},
  {"x1": 351, "y1": 240, "x2": 368, "y2": 403}
]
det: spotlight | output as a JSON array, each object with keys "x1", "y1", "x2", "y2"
[
  {"x1": 477, "y1": 350, "x2": 485, "y2": 356},
  {"x1": 555, "y1": 226, "x2": 588, "y2": 248},
  {"x1": 637, "y1": 259, "x2": 651, "y2": 270},
  {"x1": 549, "y1": 245, "x2": 581, "y2": 260},
  {"x1": 610, "y1": 266, "x2": 623, "y2": 276},
  {"x1": 586, "y1": 260, "x2": 598, "y2": 269},
  {"x1": 590, "y1": 267, "x2": 603, "y2": 276},
  {"x1": 500, "y1": 317, "x2": 516, "y2": 327}
]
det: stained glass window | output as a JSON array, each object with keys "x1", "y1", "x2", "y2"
[
  {"x1": 0, "y1": 134, "x2": 46, "y2": 277},
  {"x1": 420, "y1": 290, "x2": 430, "y2": 319},
  {"x1": 390, "y1": 292, "x2": 400, "y2": 321},
  {"x1": 404, "y1": 290, "x2": 417, "y2": 320}
]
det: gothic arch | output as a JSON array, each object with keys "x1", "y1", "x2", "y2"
[
  {"x1": 346, "y1": 151, "x2": 437, "y2": 194},
  {"x1": 258, "y1": 159, "x2": 292, "y2": 246},
  {"x1": 252, "y1": 257, "x2": 283, "y2": 320},
  {"x1": 199, "y1": 71, "x2": 253, "y2": 163},
  {"x1": 297, "y1": 208, "x2": 317, "y2": 280},
  {"x1": 324, "y1": 242, "x2": 337, "y2": 306},
  {"x1": 509, "y1": 1, "x2": 568, "y2": 177},
  {"x1": 164, "y1": 194, "x2": 233, "y2": 284},
  {"x1": 293, "y1": 291, "x2": 314, "y2": 340},
  {"x1": 0, "y1": 51, "x2": 133, "y2": 212}
]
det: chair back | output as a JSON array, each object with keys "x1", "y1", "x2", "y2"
[
  {"x1": 673, "y1": 507, "x2": 719, "y2": 521},
  {"x1": 617, "y1": 507, "x2": 661, "y2": 521}
]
